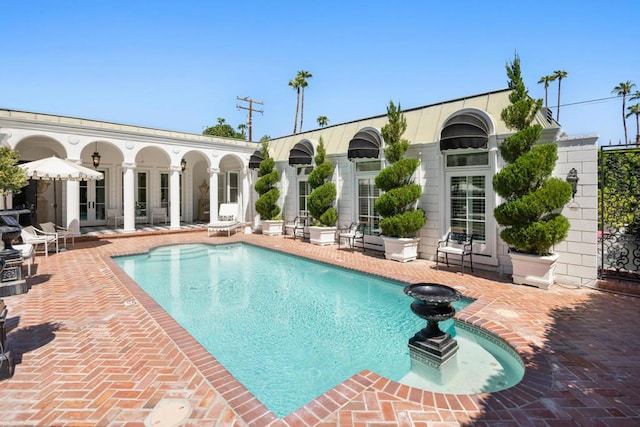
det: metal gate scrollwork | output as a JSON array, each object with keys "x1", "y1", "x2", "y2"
[{"x1": 599, "y1": 145, "x2": 640, "y2": 280}]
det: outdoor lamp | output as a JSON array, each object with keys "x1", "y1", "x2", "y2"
[
  {"x1": 91, "y1": 143, "x2": 101, "y2": 169},
  {"x1": 566, "y1": 168, "x2": 579, "y2": 199},
  {"x1": 181, "y1": 158, "x2": 187, "y2": 172}
]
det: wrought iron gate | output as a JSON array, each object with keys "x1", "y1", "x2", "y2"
[{"x1": 599, "y1": 145, "x2": 640, "y2": 280}]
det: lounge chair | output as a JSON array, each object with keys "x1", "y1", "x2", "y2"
[
  {"x1": 20, "y1": 226, "x2": 58, "y2": 257},
  {"x1": 40, "y1": 222, "x2": 74, "y2": 248},
  {"x1": 207, "y1": 203, "x2": 242, "y2": 237}
]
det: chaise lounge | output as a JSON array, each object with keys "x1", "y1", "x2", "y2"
[{"x1": 207, "y1": 203, "x2": 243, "y2": 237}]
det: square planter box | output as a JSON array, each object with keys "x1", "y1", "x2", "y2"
[
  {"x1": 382, "y1": 236, "x2": 420, "y2": 262},
  {"x1": 509, "y1": 252, "x2": 559, "y2": 289},
  {"x1": 261, "y1": 220, "x2": 284, "y2": 236},
  {"x1": 309, "y1": 226, "x2": 336, "y2": 245}
]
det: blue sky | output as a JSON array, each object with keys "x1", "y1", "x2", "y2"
[{"x1": 2, "y1": 1, "x2": 638, "y2": 144}]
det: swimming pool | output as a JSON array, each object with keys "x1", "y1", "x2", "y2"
[{"x1": 114, "y1": 243, "x2": 522, "y2": 417}]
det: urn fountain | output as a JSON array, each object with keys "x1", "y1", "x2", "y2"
[{"x1": 404, "y1": 283, "x2": 462, "y2": 372}]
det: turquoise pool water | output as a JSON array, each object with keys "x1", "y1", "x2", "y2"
[{"x1": 114, "y1": 243, "x2": 522, "y2": 417}]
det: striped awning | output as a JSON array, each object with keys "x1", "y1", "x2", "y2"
[
  {"x1": 288, "y1": 140, "x2": 314, "y2": 166},
  {"x1": 348, "y1": 128, "x2": 383, "y2": 160},
  {"x1": 440, "y1": 113, "x2": 489, "y2": 151}
]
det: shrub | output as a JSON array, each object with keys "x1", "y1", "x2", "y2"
[
  {"x1": 307, "y1": 137, "x2": 337, "y2": 226},
  {"x1": 374, "y1": 101, "x2": 426, "y2": 238},
  {"x1": 254, "y1": 141, "x2": 281, "y2": 220},
  {"x1": 493, "y1": 54, "x2": 572, "y2": 255}
]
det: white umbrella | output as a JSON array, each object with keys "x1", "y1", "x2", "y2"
[{"x1": 20, "y1": 156, "x2": 104, "y2": 225}]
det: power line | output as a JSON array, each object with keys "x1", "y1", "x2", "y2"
[{"x1": 236, "y1": 97, "x2": 263, "y2": 142}]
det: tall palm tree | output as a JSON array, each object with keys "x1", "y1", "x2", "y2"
[
  {"x1": 538, "y1": 75, "x2": 555, "y2": 108},
  {"x1": 612, "y1": 81, "x2": 636, "y2": 144},
  {"x1": 296, "y1": 70, "x2": 313, "y2": 132},
  {"x1": 289, "y1": 77, "x2": 301, "y2": 134},
  {"x1": 552, "y1": 70, "x2": 568, "y2": 121},
  {"x1": 626, "y1": 103, "x2": 640, "y2": 145},
  {"x1": 317, "y1": 115, "x2": 329, "y2": 128}
]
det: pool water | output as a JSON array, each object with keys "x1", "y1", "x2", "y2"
[{"x1": 114, "y1": 243, "x2": 523, "y2": 417}]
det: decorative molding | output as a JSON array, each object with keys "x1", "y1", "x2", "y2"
[
  {"x1": 122, "y1": 162, "x2": 137, "y2": 170},
  {"x1": 68, "y1": 135, "x2": 79, "y2": 145}
]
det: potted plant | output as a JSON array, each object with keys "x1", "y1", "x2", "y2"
[
  {"x1": 307, "y1": 137, "x2": 338, "y2": 245},
  {"x1": 0, "y1": 146, "x2": 28, "y2": 207},
  {"x1": 493, "y1": 54, "x2": 573, "y2": 288},
  {"x1": 374, "y1": 101, "x2": 426, "y2": 262},
  {"x1": 254, "y1": 140, "x2": 283, "y2": 236}
]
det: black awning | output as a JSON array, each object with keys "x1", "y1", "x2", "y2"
[
  {"x1": 288, "y1": 140, "x2": 314, "y2": 166},
  {"x1": 248, "y1": 150, "x2": 264, "y2": 170},
  {"x1": 440, "y1": 113, "x2": 489, "y2": 151},
  {"x1": 348, "y1": 128, "x2": 382, "y2": 160}
]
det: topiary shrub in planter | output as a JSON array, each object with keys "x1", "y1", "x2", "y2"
[
  {"x1": 254, "y1": 140, "x2": 283, "y2": 235},
  {"x1": 375, "y1": 101, "x2": 426, "y2": 262},
  {"x1": 307, "y1": 137, "x2": 337, "y2": 245},
  {"x1": 493, "y1": 54, "x2": 573, "y2": 288}
]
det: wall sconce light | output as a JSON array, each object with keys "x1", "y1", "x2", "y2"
[
  {"x1": 566, "y1": 167, "x2": 579, "y2": 199},
  {"x1": 180, "y1": 158, "x2": 187, "y2": 172},
  {"x1": 91, "y1": 142, "x2": 101, "y2": 169}
]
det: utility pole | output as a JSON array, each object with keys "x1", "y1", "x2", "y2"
[{"x1": 236, "y1": 96, "x2": 263, "y2": 142}]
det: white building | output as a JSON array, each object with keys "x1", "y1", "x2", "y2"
[{"x1": 0, "y1": 88, "x2": 598, "y2": 286}]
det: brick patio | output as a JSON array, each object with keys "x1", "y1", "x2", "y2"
[{"x1": 0, "y1": 229, "x2": 638, "y2": 426}]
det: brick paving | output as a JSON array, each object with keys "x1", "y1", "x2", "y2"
[{"x1": 0, "y1": 229, "x2": 639, "y2": 426}]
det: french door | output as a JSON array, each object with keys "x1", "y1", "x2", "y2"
[{"x1": 80, "y1": 170, "x2": 106, "y2": 225}]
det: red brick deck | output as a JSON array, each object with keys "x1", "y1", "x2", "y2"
[{"x1": 1, "y1": 229, "x2": 639, "y2": 426}]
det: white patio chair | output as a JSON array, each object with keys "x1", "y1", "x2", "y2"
[
  {"x1": 207, "y1": 204, "x2": 242, "y2": 237},
  {"x1": 40, "y1": 222, "x2": 74, "y2": 248},
  {"x1": 20, "y1": 226, "x2": 58, "y2": 257},
  {"x1": 106, "y1": 209, "x2": 123, "y2": 228},
  {"x1": 150, "y1": 207, "x2": 167, "y2": 225},
  {"x1": 12, "y1": 243, "x2": 34, "y2": 276}
]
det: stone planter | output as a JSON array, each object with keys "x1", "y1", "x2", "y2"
[
  {"x1": 509, "y1": 252, "x2": 559, "y2": 289},
  {"x1": 382, "y1": 236, "x2": 420, "y2": 263},
  {"x1": 261, "y1": 220, "x2": 284, "y2": 236},
  {"x1": 309, "y1": 226, "x2": 336, "y2": 246}
]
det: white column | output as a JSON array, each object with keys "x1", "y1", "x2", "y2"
[
  {"x1": 66, "y1": 159, "x2": 84, "y2": 235},
  {"x1": 169, "y1": 165, "x2": 181, "y2": 229},
  {"x1": 122, "y1": 163, "x2": 136, "y2": 232},
  {"x1": 240, "y1": 167, "x2": 249, "y2": 223},
  {"x1": 208, "y1": 168, "x2": 219, "y2": 222}
]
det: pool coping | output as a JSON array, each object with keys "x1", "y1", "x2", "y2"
[{"x1": 104, "y1": 241, "x2": 554, "y2": 425}]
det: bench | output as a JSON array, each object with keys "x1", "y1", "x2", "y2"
[{"x1": 436, "y1": 232, "x2": 474, "y2": 274}]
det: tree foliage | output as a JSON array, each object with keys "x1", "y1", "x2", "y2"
[
  {"x1": 203, "y1": 118, "x2": 246, "y2": 140},
  {"x1": 374, "y1": 101, "x2": 425, "y2": 238},
  {"x1": 0, "y1": 146, "x2": 28, "y2": 199},
  {"x1": 493, "y1": 54, "x2": 572, "y2": 255},
  {"x1": 254, "y1": 140, "x2": 281, "y2": 221},
  {"x1": 307, "y1": 137, "x2": 337, "y2": 226}
]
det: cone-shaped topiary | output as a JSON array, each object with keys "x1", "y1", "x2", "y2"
[
  {"x1": 493, "y1": 54, "x2": 573, "y2": 255},
  {"x1": 307, "y1": 137, "x2": 337, "y2": 226},
  {"x1": 254, "y1": 140, "x2": 281, "y2": 220},
  {"x1": 374, "y1": 101, "x2": 426, "y2": 238}
]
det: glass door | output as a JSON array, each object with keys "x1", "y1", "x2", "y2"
[{"x1": 80, "y1": 170, "x2": 106, "y2": 225}]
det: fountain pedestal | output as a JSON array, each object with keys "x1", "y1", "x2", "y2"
[
  {"x1": 0, "y1": 210, "x2": 30, "y2": 297},
  {"x1": 404, "y1": 283, "x2": 462, "y2": 369}
]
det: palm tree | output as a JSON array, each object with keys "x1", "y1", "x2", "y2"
[
  {"x1": 317, "y1": 115, "x2": 329, "y2": 128},
  {"x1": 296, "y1": 70, "x2": 313, "y2": 132},
  {"x1": 289, "y1": 77, "x2": 301, "y2": 134},
  {"x1": 612, "y1": 81, "x2": 636, "y2": 144},
  {"x1": 538, "y1": 75, "x2": 555, "y2": 108},
  {"x1": 626, "y1": 103, "x2": 640, "y2": 145},
  {"x1": 552, "y1": 70, "x2": 568, "y2": 121}
]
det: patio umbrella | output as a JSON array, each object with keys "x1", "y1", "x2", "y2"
[{"x1": 19, "y1": 156, "x2": 104, "y2": 226}]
